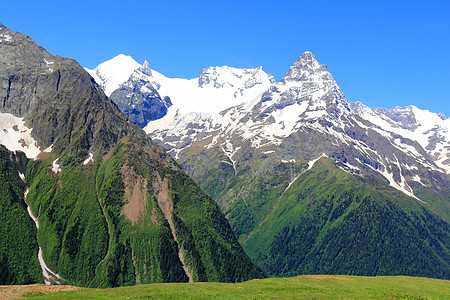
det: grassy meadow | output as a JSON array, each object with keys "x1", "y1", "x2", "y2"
[{"x1": 13, "y1": 275, "x2": 450, "y2": 299}]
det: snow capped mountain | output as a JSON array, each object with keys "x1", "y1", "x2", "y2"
[
  {"x1": 87, "y1": 55, "x2": 275, "y2": 129},
  {"x1": 86, "y1": 54, "x2": 142, "y2": 96},
  {"x1": 88, "y1": 52, "x2": 449, "y2": 203},
  {"x1": 281, "y1": 51, "x2": 333, "y2": 83},
  {"x1": 87, "y1": 54, "x2": 276, "y2": 150},
  {"x1": 150, "y1": 64, "x2": 274, "y2": 117},
  {"x1": 147, "y1": 51, "x2": 351, "y2": 159}
]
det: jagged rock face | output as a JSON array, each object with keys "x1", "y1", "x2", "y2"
[
  {"x1": 109, "y1": 70, "x2": 172, "y2": 128},
  {"x1": 0, "y1": 23, "x2": 266, "y2": 286},
  {"x1": 372, "y1": 106, "x2": 419, "y2": 131},
  {"x1": 0, "y1": 24, "x2": 145, "y2": 157},
  {"x1": 0, "y1": 26, "x2": 56, "y2": 117}
]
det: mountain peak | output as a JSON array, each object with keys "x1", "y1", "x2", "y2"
[
  {"x1": 139, "y1": 59, "x2": 152, "y2": 76},
  {"x1": 281, "y1": 51, "x2": 332, "y2": 83},
  {"x1": 86, "y1": 54, "x2": 141, "y2": 96},
  {"x1": 107, "y1": 54, "x2": 139, "y2": 66},
  {"x1": 299, "y1": 50, "x2": 315, "y2": 60}
]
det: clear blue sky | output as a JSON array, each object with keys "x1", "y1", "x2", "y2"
[{"x1": 1, "y1": 0, "x2": 449, "y2": 116}]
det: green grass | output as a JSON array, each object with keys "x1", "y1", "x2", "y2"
[{"x1": 20, "y1": 275, "x2": 450, "y2": 299}]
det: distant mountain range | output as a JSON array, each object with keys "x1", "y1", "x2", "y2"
[{"x1": 88, "y1": 51, "x2": 450, "y2": 279}]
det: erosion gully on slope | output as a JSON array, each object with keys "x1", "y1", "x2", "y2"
[
  {"x1": 21, "y1": 177, "x2": 62, "y2": 285},
  {"x1": 153, "y1": 172, "x2": 193, "y2": 282}
]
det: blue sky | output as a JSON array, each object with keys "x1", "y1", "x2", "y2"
[{"x1": 1, "y1": 0, "x2": 449, "y2": 116}]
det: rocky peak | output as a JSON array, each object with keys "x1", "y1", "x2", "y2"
[
  {"x1": 260, "y1": 51, "x2": 349, "y2": 115},
  {"x1": 139, "y1": 59, "x2": 153, "y2": 77},
  {"x1": 281, "y1": 51, "x2": 333, "y2": 83}
]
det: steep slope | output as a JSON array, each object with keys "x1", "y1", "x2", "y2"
[
  {"x1": 97, "y1": 51, "x2": 450, "y2": 279},
  {"x1": 0, "y1": 23, "x2": 265, "y2": 287},
  {"x1": 0, "y1": 146, "x2": 41, "y2": 284},
  {"x1": 245, "y1": 157, "x2": 449, "y2": 279}
]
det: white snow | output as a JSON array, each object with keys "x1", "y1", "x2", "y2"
[
  {"x1": 412, "y1": 175, "x2": 426, "y2": 186},
  {"x1": 307, "y1": 153, "x2": 328, "y2": 170},
  {"x1": 371, "y1": 127, "x2": 391, "y2": 138},
  {"x1": 340, "y1": 162, "x2": 361, "y2": 173},
  {"x1": 51, "y1": 159, "x2": 61, "y2": 174},
  {"x1": 86, "y1": 55, "x2": 274, "y2": 136},
  {"x1": 221, "y1": 146, "x2": 237, "y2": 174},
  {"x1": 83, "y1": 153, "x2": 94, "y2": 165},
  {"x1": 270, "y1": 101, "x2": 308, "y2": 132},
  {"x1": 263, "y1": 150, "x2": 275, "y2": 154},
  {"x1": 146, "y1": 66, "x2": 273, "y2": 131},
  {"x1": 366, "y1": 158, "x2": 425, "y2": 203},
  {"x1": 0, "y1": 112, "x2": 50, "y2": 159},
  {"x1": 281, "y1": 159, "x2": 296, "y2": 163},
  {"x1": 18, "y1": 172, "x2": 26, "y2": 182},
  {"x1": 403, "y1": 164, "x2": 418, "y2": 171},
  {"x1": 0, "y1": 33, "x2": 12, "y2": 42},
  {"x1": 283, "y1": 173, "x2": 302, "y2": 194}
]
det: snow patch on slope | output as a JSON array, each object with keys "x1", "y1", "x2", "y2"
[
  {"x1": 307, "y1": 154, "x2": 328, "y2": 170},
  {"x1": 0, "y1": 113, "x2": 50, "y2": 159},
  {"x1": 83, "y1": 153, "x2": 94, "y2": 165},
  {"x1": 51, "y1": 159, "x2": 61, "y2": 174}
]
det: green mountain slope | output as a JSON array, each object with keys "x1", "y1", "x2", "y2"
[
  {"x1": 23, "y1": 139, "x2": 264, "y2": 287},
  {"x1": 243, "y1": 158, "x2": 450, "y2": 279},
  {"x1": 0, "y1": 23, "x2": 265, "y2": 287},
  {"x1": 0, "y1": 146, "x2": 41, "y2": 284}
]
